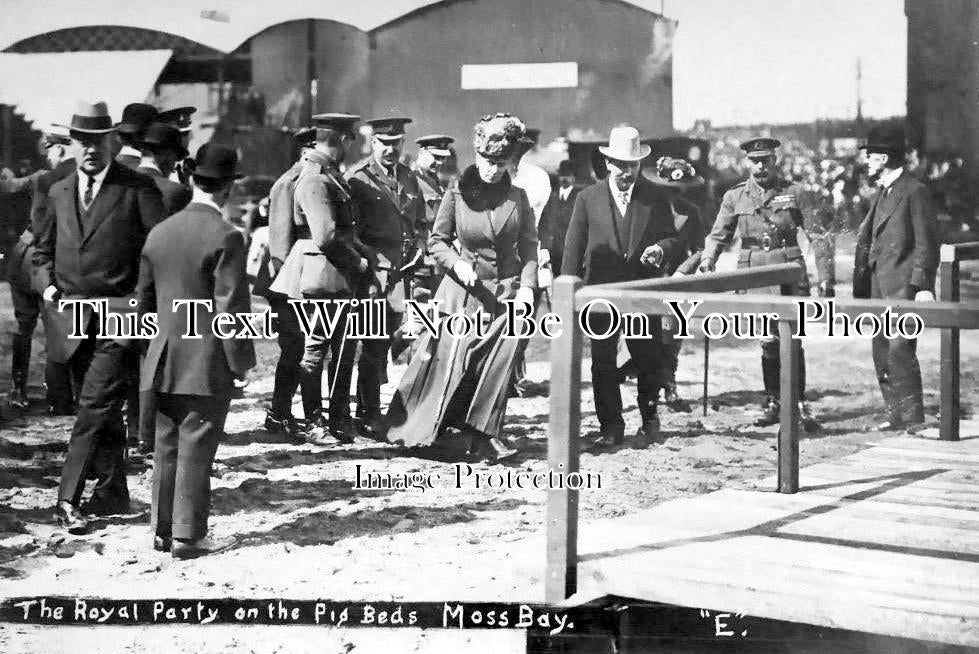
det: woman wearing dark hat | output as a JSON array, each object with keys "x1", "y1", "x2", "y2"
[{"x1": 385, "y1": 113, "x2": 538, "y2": 460}]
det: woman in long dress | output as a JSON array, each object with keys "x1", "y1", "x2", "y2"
[{"x1": 385, "y1": 114, "x2": 538, "y2": 460}]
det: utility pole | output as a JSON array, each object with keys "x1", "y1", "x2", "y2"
[{"x1": 856, "y1": 57, "x2": 864, "y2": 124}]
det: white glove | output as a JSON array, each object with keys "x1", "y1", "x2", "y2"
[
  {"x1": 537, "y1": 248, "x2": 551, "y2": 266},
  {"x1": 515, "y1": 286, "x2": 535, "y2": 308},
  {"x1": 640, "y1": 244, "x2": 664, "y2": 267},
  {"x1": 42, "y1": 285, "x2": 60, "y2": 302},
  {"x1": 452, "y1": 261, "x2": 477, "y2": 287},
  {"x1": 914, "y1": 290, "x2": 935, "y2": 302},
  {"x1": 697, "y1": 257, "x2": 716, "y2": 274}
]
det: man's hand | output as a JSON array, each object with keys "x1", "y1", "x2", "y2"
[
  {"x1": 358, "y1": 258, "x2": 369, "y2": 273},
  {"x1": 42, "y1": 285, "x2": 61, "y2": 302},
  {"x1": 452, "y1": 261, "x2": 477, "y2": 287},
  {"x1": 697, "y1": 257, "x2": 716, "y2": 274},
  {"x1": 914, "y1": 290, "x2": 935, "y2": 302},
  {"x1": 640, "y1": 244, "x2": 664, "y2": 268},
  {"x1": 538, "y1": 248, "x2": 551, "y2": 266},
  {"x1": 515, "y1": 286, "x2": 535, "y2": 308}
]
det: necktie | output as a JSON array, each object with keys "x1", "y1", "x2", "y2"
[
  {"x1": 618, "y1": 191, "x2": 629, "y2": 211},
  {"x1": 83, "y1": 175, "x2": 95, "y2": 208}
]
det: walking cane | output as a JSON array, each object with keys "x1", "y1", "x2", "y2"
[{"x1": 702, "y1": 336, "x2": 710, "y2": 417}]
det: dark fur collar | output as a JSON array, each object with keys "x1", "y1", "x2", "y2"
[{"x1": 458, "y1": 164, "x2": 512, "y2": 211}]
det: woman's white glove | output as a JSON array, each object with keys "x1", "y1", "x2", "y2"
[
  {"x1": 515, "y1": 286, "x2": 535, "y2": 309},
  {"x1": 452, "y1": 261, "x2": 477, "y2": 287}
]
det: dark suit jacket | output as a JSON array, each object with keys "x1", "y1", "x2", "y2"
[
  {"x1": 115, "y1": 151, "x2": 141, "y2": 170},
  {"x1": 853, "y1": 170, "x2": 939, "y2": 299},
  {"x1": 33, "y1": 162, "x2": 166, "y2": 361},
  {"x1": 538, "y1": 186, "x2": 579, "y2": 275},
  {"x1": 561, "y1": 176, "x2": 681, "y2": 285},
  {"x1": 138, "y1": 202, "x2": 256, "y2": 396},
  {"x1": 136, "y1": 166, "x2": 191, "y2": 217}
]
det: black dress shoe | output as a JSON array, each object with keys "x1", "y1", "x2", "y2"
[
  {"x1": 172, "y1": 536, "x2": 236, "y2": 559},
  {"x1": 328, "y1": 418, "x2": 358, "y2": 445},
  {"x1": 8, "y1": 387, "x2": 29, "y2": 410},
  {"x1": 153, "y1": 535, "x2": 172, "y2": 552},
  {"x1": 356, "y1": 412, "x2": 387, "y2": 441},
  {"x1": 589, "y1": 425, "x2": 625, "y2": 448},
  {"x1": 56, "y1": 501, "x2": 88, "y2": 535},
  {"x1": 799, "y1": 402, "x2": 820, "y2": 433},
  {"x1": 754, "y1": 399, "x2": 780, "y2": 427},
  {"x1": 635, "y1": 416, "x2": 663, "y2": 448}
]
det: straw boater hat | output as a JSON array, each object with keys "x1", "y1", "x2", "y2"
[
  {"x1": 649, "y1": 156, "x2": 704, "y2": 188},
  {"x1": 598, "y1": 126, "x2": 650, "y2": 162},
  {"x1": 56, "y1": 101, "x2": 116, "y2": 135},
  {"x1": 473, "y1": 113, "x2": 525, "y2": 159}
]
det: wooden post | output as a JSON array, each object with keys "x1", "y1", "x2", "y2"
[
  {"x1": 778, "y1": 320, "x2": 800, "y2": 493},
  {"x1": 545, "y1": 276, "x2": 583, "y2": 602},
  {"x1": 702, "y1": 337, "x2": 710, "y2": 417},
  {"x1": 939, "y1": 246, "x2": 960, "y2": 441}
]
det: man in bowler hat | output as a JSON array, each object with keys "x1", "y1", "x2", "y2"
[
  {"x1": 33, "y1": 101, "x2": 166, "y2": 533},
  {"x1": 137, "y1": 122, "x2": 192, "y2": 216},
  {"x1": 115, "y1": 103, "x2": 158, "y2": 169},
  {"x1": 853, "y1": 125, "x2": 939, "y2": 430},
  {"x1": 138, "y1": 143, "x2": 255, "y2": 558}
]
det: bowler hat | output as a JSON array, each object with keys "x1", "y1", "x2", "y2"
[
  {"x1": 142, "y1": 122, "x2": 189, "y2": 158},
  {"x1": 861, "y1": 125, "x2": 906, "y2": 155},
  {"x1": 648, "y1": 156, "x2": 704, "y2": 188},
  {"x1": 116, "y1": 103, "x2": 158, "y2": 135},
  {"x1": 598, "y1": 126, "x2": 650, "y2": 162},
  {"x1": 192, "y1": 143, "x2": 241, "y2": 180},
  {"x1": 57, "y1": 101, "x2": 116, "y2": 135},
  {"x1": 368, "y1": 117, "x2": 412, "y2": 142}
]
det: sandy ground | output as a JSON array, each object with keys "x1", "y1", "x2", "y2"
[{"x1": 1, "y1": 254, "x2": 977, "y2": 653}]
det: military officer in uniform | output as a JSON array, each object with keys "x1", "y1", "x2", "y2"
[
  {"x1": 698, "y1": 137, "x2": 819, "y2": 431},
  {"x1": 345, "y1": 117, "x2": 426, "y2": 438},
  {"x1": 270, "y1": 114, "x2": 368, "y2": 445},
  {"x1": 411, "y1": 134, "x2": 454, "y2": 299},
  {"x1": 262, "y1": 126, "x2": 317, "y2": 437}
]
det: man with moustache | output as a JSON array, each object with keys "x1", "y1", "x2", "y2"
[
  {"x1": 853, "y1": 126, "x2": 939, "y2": 430},
  {"x1": 33, "y1": 102, "x2": 166, "y2": 533},
  {"x1": 345, "y1": 117, "x2": 426, "y2": 439},
  {"x1": 698, "y1": 137, "x2": 819, "y2": 432},
  {"x1": 562, "y1": 126, "x2": 682, "y2": 447}
]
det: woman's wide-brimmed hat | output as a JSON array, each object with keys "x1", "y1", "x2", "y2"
[
  {"x1": 648, "y1": 156, "x2": 704, "y2": 188},
  {"x1": 473, "y1": 113, "x2": 525, "y2": 159},
  {"x1": 56, "y1": 101, "x2": 116, "y2": 135},
  {"x1": 598, "y1": 126, "x2": 650, "y2": 162}
]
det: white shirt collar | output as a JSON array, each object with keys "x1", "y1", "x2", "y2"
[
  {"x1": 77, "y1": 163, "x2": 110, "y2": 206},
  {"x1": 559, "y1": 185, "x2": 572, "y2": 201},
  {"x1": 191, "y1": 186, "x2": 223, "y2": 213},
  {"x1": 118, "y1": 145, "x2": 142, "y2": 159},
  {"x1": 139, "y1": 160, "x2": 162, "y2": 174},
  {"x1": 878, "y1": 166, "x2": 903, "y2": 189}
]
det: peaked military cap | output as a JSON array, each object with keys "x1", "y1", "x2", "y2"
[
  {"x1": 142, "y1": 122, "x2": 188, "y2": 158},
  {"x1": 367, "y1": 117, "x2": 412, "y2": 142},
  {"x1": 415, "y1": 134, "x2": 454, "y2": 157},
  {"x1": 293, "y1": 126, "x2": 317, "y2": 147},
  {"x1": 157, "y1": 106, "x2": 196, "y2": 133},
  {"x1": 740, "y1": 137, "x2": 780, "y2": 157}
]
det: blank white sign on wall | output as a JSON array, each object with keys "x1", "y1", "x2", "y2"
[{"x1": 460, "y1": 62, "x2": 579, "y2": 89}]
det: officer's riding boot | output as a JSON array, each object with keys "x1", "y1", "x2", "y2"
[
  {"x1": 797, "y1": 355, "x2": 819, "y2": 432},
  {"x1": 756, "y1": 351, "x2": 781, "y2": 426},
  {"x1": 8, "y1": 334, "x2": 31, "y2": 409},
  {"x1": 755, "y1": 397, "x2": 781, "y2": 427}
]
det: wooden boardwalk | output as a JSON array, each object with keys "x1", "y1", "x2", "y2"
[{"x1": 570, "y1": 432, "x2": 979, "y2": 647}]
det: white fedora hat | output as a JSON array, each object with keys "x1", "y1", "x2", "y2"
[{"x1": 598, "y1": 126, "x2": 650, "y2": 162}]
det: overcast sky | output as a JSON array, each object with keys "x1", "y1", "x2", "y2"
[{"x1": 664, "y1": 0, "x2": 907, "y2": 128}]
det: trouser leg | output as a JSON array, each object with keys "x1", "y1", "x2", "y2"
[
  {"x1": 170, "y1": 395, "x2": 228, "y2": 541},
  {"x1": 269, "y1": 294, "x2": 303, "y2": 418},
  {"x1": 588, "y1": 314, "x2": 623, "y2": 430},
  {"x1": 58, "y1": 336, "x2": 130, "y2": 506},
  {"x1": 151, "y1": 393, "x2": 179, "y2": 539}
]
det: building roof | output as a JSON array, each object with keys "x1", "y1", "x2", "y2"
[{"x1": 0, "y1": 0, "x2": 668, "y2": 54}]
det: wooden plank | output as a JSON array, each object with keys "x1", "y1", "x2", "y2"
[
  {"x1": 946, "y1": 241, "x2": 979, "y2": 260},
  {"x1": 545, "y1": 275, "x2": 583, "y2": 602},
  {"x1": 865, "y1": 446, "x2": 979, "y2": 465},
  {"x1": 874, "y1": 435, "x2": 979, "y2": 453},
  {"x1": 571, "y1": 291, "x2": 979, "y2": 328},
  {"x1": 778, "y1": 320, "x2": 800, "y2": 493},
  {"x1": 587, "y1": 263, "x2": 799, "y2": 294},
  {"x1": 939, "y1": 258, "x2": 961, "y2": 441},
  {"x1": 847, "y1": 450, "x2": 979, "y2": 471},
  {"x1": 580, "y1": 557, "x2": 979, "y2": 646}
]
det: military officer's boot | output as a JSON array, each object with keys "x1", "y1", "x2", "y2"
[{"x1": 8, "y1": 334, "x2": 31, "y2": 410}]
